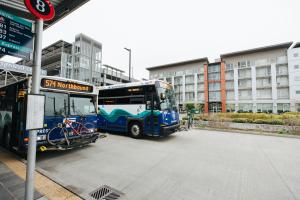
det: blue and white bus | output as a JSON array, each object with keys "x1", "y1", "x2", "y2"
[
  {"x1": 98, "y1": 80, "x2": 180, "y2": 138},
  {"x1": 0, "y1": 76, "x2": 99, "y2": 154}
]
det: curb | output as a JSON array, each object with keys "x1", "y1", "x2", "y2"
[
  {"x1": 195, "y1": 127, "x2": 300, "y2": 139},
  {"x1": 34, "y1": 166, "x2": 85, "y2": 200}
]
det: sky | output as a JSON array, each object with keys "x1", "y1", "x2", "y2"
[{"x1": 2, "y1": 0, "x2": 300, "y2": 80}]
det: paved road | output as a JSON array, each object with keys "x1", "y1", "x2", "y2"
[{"x1": 36, "y1": 130, "x2": 300, "y2": 200}]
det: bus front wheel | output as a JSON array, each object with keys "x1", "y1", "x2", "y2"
[{"x1": 129, "y1": 122, "x2": 142, "y2": 139}]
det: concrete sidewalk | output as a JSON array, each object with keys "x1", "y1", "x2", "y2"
[{"x1": 0, "y1": 147, "x2": 81, "y2": 200}]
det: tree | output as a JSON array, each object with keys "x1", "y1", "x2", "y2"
[{"x1": 185, "y1": 103, "x2": 195, "y2": 111}]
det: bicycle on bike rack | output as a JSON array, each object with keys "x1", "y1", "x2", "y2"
[{"x1": 46, "y1": 115, "x2": 96, "y2": 148}]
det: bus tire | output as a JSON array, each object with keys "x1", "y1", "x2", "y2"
[{"x1": 129, "y1": 122, "x2": 142, "y2": 139}]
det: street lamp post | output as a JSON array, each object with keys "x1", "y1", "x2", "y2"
[{"x1": 124, "y1": 48, "x2": 131, "y2": 82}]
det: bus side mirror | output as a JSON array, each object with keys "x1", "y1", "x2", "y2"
[{"x1": 160, "y1": 93, "x2": 166, "y2": 100}]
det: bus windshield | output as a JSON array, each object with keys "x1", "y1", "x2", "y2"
[
  {"x1": 157, "y1": 87, "x2": 176, "y2": 111},
  {"x1": 43, "y1": 92, "x2": 68, "y2": 116},
  {"x1": 70, "y1": 95, "x2": 96, "y2": 115},
  {"x1": 43, "y1": 92, "x2": 96, "y2": 116}
]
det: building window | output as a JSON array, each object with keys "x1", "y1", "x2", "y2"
[
  {"x1": 295, "y1": 65, "x2": 299, "y2": 70},
  {"x1": 277, "y1": 103, "x2": 290, "y2": 114},
  {"x1": 197, "y1": 92, "x2": 204, "y2": 101},
  {"x1": 209, "y1": 83, "x2": 220, "y2": 91},
  {"x1": 226, "y1": 91, "x2": 234, "y2": 100},
  {"x1": 226, "y1": 104, "x2": 235, "y2": 112},
  {"x1": 239, "y1": 90, "x2": 252, "y2": 100},
  {"x1": 257, "y1": 103, "x2": 273, "y2": 113},
  {"x1": 294, "y1": 53, "x2": 299, "y2": 58},
  {"x1": 295, "y1": 76, "x2": 300, "y2": 81},
  {"x1": 226, "y1": 63, "x2": 233, "y2": 70},
  {"x1": 277, "y1": 88, "x2": 289, "y2": 99},
  {"x1": 238, "y1": 103, "x2": 252, "y2": 112},
  {"x1": 208, "y1": 73, "x2": 220, "y2": 80},
  {"x1": 257, "y1": 89, "x2": 272, "y2": 99},
  {"x1": 296, "y1": 91, "x2": 300, "y2": 95}
]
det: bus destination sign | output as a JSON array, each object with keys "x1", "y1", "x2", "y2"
[
  {"x1": 41, "y1": 78, "x2": 93, "y2": 93},
  {"x1": 0, "y1": 9, "x2": 33, "y2": 59}
]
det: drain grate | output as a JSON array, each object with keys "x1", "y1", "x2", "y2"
[{"x1": 89, "y1": 185, "x2": 124, "y2": 200}]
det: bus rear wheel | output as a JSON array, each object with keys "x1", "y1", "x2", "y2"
[{"x1": 129, "y1": 122, "x2": 142, "y2": 139}]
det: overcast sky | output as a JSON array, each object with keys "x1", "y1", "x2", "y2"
[{"x1": 2, "y1": 0, "x2": 300, "y2": 79}]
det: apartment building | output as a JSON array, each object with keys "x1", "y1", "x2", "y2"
[
  {"x1": 147, "y1": 58, "x2": 208, "y2": 109},
  {"x1": 147, "y1": 42, "x2": 300, "y2": 113}
]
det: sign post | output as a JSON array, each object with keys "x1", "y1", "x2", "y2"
[{"x1": 23, "y1": 1, "x2": 55, "y2": 200}]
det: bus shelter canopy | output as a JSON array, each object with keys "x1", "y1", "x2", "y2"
[{"x1": 0, "y1": 0, "x2": 89, "y2": 28}]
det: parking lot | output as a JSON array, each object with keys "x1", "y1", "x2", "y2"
[{"x1": 36, "y1": 130, "x2": 300, "y2": 200}]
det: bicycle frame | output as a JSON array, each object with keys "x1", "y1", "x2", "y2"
[{"x1": 63, "y1": 118, "x2": 84, "y2": 135}]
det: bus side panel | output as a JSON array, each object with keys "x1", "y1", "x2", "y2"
[{"x1": 98, "y1": 104, "x2": 147, "y2": 133}]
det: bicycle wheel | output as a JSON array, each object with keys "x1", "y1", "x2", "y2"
[
  {"x1": 47, "y1": 126, "x2": 69, "y2": 146},
  {"x1": 80, "y1": 122, "x2": 95, "y2": 136}
]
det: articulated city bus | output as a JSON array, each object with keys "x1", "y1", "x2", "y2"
[
  {"x1": 0, "y1": 76, "x2": 99, "y2": 154},
  {"x1": 98, "y1": 80, "x2": 180, "y2": 138}
]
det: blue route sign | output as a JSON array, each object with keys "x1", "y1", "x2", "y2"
[{"x1": 0, "y1": 9, "x2": 34, "y2": 59}]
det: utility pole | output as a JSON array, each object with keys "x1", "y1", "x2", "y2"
[{"x1": 124, "y1": 48, "x2": 131, "y2": 82}]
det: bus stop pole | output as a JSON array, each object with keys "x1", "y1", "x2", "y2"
[{"x1": 25, "y1": 18, "x2": 43, "y2": 200}]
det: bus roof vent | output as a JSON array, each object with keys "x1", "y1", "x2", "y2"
[{"x1": 89, "y1": 185, "x2": 125, "y2": 200}]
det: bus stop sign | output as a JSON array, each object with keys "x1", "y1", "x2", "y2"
[{"x1": 24, "y1": 0, "x2": 55, "y2": 21}]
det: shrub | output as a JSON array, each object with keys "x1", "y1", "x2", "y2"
[
  {"x1": 270, "y1": 119, "x2": 285, "y2": 125},
  {"x1": 253, "y1": 119, "x2": 284, "y2": 125},
  {"x1": 232, "y1": 118, "x2": 248, "y2": 123}
]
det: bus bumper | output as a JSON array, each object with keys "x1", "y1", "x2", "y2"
[
  {"x1": 34, "y1": 133, "x2": 100, "y2": 151},
  {"x1": 160, "y1": 124, "x2": 180, "y2": 136}
]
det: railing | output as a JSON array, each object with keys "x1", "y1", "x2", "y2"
[
  {"x1": 255, "y1": 59, "x2": 271, "y2": 67},
  {"x1": 257, "y1": 84, "x2": 271, "y2": 88},
  {"x1": 276, "y1": 70, "x2": 288, "y2": 76},
  {"x1": 256, "y1": 72, "x2": 271, "y2": 78},
  {"x1": 276, "y1": 56, "x2": 288, "y2": 64}
]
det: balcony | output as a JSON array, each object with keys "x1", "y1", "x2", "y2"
[
  {"x1": 238, "y1": 86, "x2": 252, "y2": 90},
  {"x1": 257, "y1": 84, "x2": 271, "y2": 89},
  {"x1": 256, "y1": 72, "x2": 271, "y2": 78},
  {"x1": 276, "y1": 56, "x2": 288, "y2": 65},
  {"x1": 239, "y1": 95, "x2": 252, "y2": 100},
  {"x1": 238, "y1": 75, "x2": 252, "y2": 80},
  {"x1": 276, "y1": 70, "x2": 288, "y2": 76},
  {"x1": 277, "y1": 82, "x2": 289, "y2": 88},
  {"x1": 255, "y1": 59, "x2": 271, "y2": 67}
]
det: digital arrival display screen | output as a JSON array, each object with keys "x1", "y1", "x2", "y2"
[
  {"x1": 0, "y1": 9, "x2": 33, "y2": 59},
  {"x1": 41, "y1": 78, "x2": 94, "y2": 93}
]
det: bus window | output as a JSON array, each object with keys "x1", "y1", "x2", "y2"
[
  {"x1": 43, "y1": 92, "x2": 68, "y2": 116},
  {"x1": 70, "y1": 95, "x2": 96, "y2": 116}
]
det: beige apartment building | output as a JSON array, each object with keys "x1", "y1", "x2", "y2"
[{"x1": 147, "y1": 42, "x2": 300, "y2": 113}]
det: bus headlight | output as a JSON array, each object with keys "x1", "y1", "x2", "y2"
[
  {"x1": 88, "y1": 128, "x2": 95, "y2": 133},
  {"x1": 37, "y1": 135, "x2": 46, "y2": 141}
]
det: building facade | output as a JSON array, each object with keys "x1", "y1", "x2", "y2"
[
  {"x1": 147, "y1": 42, "x2": 300, "y2": 113},
  {"x1": 18, "y1": 34, "x2": 134, "y2": 86}
]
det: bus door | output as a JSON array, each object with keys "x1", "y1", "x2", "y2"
[
  {"x1": 14, "y1": 84, "x2": 26, "y2": 148},
  {"x1": 145, "y1": 92, "x2": 158, "y2": 135}
]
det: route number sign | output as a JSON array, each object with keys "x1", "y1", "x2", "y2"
[{"x1": 24, "y1": 0, "x2": 55, "y2": 21}]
